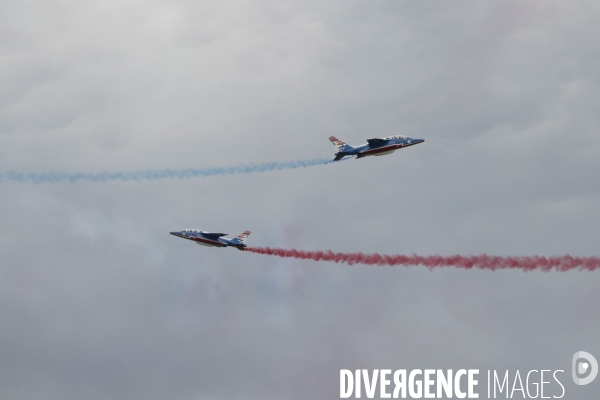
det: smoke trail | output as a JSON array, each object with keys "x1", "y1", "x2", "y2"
[
  {"x1": 0, "y1": 158, "x2": 333, "y2": 184},
  {"x1": 245, "y1": 247, "x2": 600, "y2": 272}
]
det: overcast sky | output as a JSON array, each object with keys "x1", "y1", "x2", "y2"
[{"x1": 1, "y1": 1, "x2": 600, "y2": 399}]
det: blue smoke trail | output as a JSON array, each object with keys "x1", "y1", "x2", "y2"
[{"x1": 0, "y1": 158, "x2": 334, "y2": 184}]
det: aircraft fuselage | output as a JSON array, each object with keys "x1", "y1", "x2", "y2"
[
  {"x1": 332, "y1": 135, "x2": 425, "y2": 161},
  {"x1": 170, "y1": 229, "x2": 249, "y2": 250}
]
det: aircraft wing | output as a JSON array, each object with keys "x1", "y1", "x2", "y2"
[
  {"x1": 201, "y1": 232, "x2": 228, "y2": 240},
  {"x1": 366, "y1": 138, "x2": 390, "y2": 147}
]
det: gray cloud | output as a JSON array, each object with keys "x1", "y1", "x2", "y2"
[{"x1": 1, "y1": 0, "x2": 600, "y2": 399}]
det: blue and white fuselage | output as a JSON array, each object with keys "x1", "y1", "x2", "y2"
[
  {"x1": 170, "y1": 229, "x2": 251, "y2": 250},
  {"x1": 329, "y1": 135, "x2": 425, "y2": 161}
]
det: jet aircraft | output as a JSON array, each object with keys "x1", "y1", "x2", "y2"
[
  {"x1": 170, "y1": 229, "x2": 250, "y2": 250},
  {"x1": 329, "y1": 135, "x2": 425, "y2": 161}
]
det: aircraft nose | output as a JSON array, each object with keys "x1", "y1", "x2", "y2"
[
  {"x1": 170, "y1": 231, "x2": 180, "y2": 236},
  {"x1": 414, "y1": 138, "x2": 425, "y2": 144}
]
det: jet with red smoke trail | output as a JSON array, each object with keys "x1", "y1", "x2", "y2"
[
  {"x1": 170, "y1": 229, "x2": 250, "y2": 250},
  {"x1": 329, "y1": 135, "x2": 425, "y2": 161}
]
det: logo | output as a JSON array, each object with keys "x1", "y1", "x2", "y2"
[
  {"x1": 572, "y1": 351, "x2": 598, "y2": 385},
  {"x1": 339, "y1": 353, "x2": 596, "y2": 398}
]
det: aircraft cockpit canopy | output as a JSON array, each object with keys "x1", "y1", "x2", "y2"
[{"x1": 387, "y1": 135, "x2": 408, "y2": 140}]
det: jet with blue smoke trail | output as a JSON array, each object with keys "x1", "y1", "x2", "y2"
[
  {"x1": 170, "y1": 229, "x2": 251, "y2": 250},
  {"x1": 329, "y1": 135, "x2": 425, "y2": 161},
  {"x1": 0, "y1": 158, "x2": 332, "y2": 184}
]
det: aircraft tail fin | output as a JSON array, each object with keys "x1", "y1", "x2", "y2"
[
  {"x1": 232, "y1": 230, "x2": 251, "y2": 244},
  {"x1": 329, "y1": 136, "x2": 350, "y2": 152},
  {"x1": 329, "y1": 136, "x2": 353, "y2": 160}
]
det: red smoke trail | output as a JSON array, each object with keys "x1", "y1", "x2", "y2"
[{"x1": 244, "y1": 247, "x2": 600, "y2": 272}]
